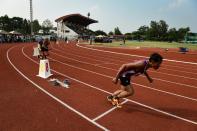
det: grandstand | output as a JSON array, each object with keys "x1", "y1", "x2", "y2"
[
  {"x1": 184, "y1": 32, "x2": 197, "y2": 43},
  {"x1": 55, "y1": 14, "x2": 98, "y2": 40}
]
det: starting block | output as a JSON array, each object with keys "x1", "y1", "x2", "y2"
[
  {"x1": 37, "y1": 59, "x2": 53, "y2": 79},
  {"x1": 49, "y1": 78, "x2": 70, "y2": 88}
]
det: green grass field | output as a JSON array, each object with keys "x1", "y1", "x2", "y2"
[{"x1": 90, "y1": 41, "x2": 197, "y2": 50}]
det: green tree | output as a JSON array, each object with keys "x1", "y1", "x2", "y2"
[
  {"x1": 124, "y1": 33, "x2": 132, "y2": 40},
  {"x1": 33, "y1": 19, "x2": 41, "y2": 34},
  {"x1": 177, "y1": 27, "x2": 190, "y2": 41},
  {"x1": 21, "y1": 19, "x2": 31, "y2": 34},
  {"x1": 0, "y1": 15, "x2": 42, "y2": 35},
  {"x1": 131, "y1": 31, "x2": 141, "y2": 40},
  {"x1": 147, "y1": 20, "x2": 168, "y2": 41},
  {"x1": 95, "y1": 30, "x2": 107, "y2": 36},
  {"x1": 149, "y1": 21, "x2": 159, "y2": 40},
  {"x1": 114, "y1": 27, "x2": 122, "y2": 35},
  {"x1": 11, "y1": 17, "x2": 23, "y2": 31},
  {"x1": 158, "y1": 20, "x2": 168, "y2": 41},
  {"x1": 167, "y1": 28, "x2": 177, "y2": 42},
  {"x1": 138, "y1": 25, "x2": 149, "y2": 40},
  {"x1": 108, "y1": 31, "x2": 114, "y2": 36},
  {"x1": 0, "y1": 15, "x2": 11, "y2": 31}
]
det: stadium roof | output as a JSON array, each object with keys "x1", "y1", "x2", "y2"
[{"x1": 55, "y1": 14, "x2": 98, "y2": 27}]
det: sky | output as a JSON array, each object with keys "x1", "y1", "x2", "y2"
[{"x1": 0, "y1": 0, "x2": 197, "y2": 33}]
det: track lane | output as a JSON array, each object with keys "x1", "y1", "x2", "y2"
[
  {"x1": 8, "y1": 44, "x2": 108, "y2": 131},
  {"x1": 47, "y1": 44, "x2": 197, "y2": 98},
  {"x1": 25, "y1": 44, "x2": 197, "y2": 123}
]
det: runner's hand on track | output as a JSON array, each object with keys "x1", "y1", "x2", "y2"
[{"x1": 112, "y1": 78, "x2": 118, "y2": 84}]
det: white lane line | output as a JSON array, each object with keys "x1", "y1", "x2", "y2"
[
  {"x1": 92, "y1": 100, "x2": 128, "y2": 122},
  {"x1": 57, "y1": 43, "x2": 197, "y2": 72},
  {"x1": 50, "y1": 48, "x2": 197, "y2": 89},
  {"x1": 152, "y1": 77, "x2": 197, "y2": 89},
  {"x1": 53, "y1": 43, "x2": 197, "y2": 74},
  {"x1": 154, "y1": 71, "x2": 197, "y2": 81},
  {"x1": 94, "y1": 62, "x2": 114, "y2": 66},
  {"x1": 50, "y1": 51, "x2": 117, "y2": 71},
  {"x1": 159, "y1": 67, "x2": 197, "y2": 76},
  {"x1": 76, "y1": 44, "x2": 197, "y2": 65},
  {"x1": 60, "y1": 43, "x2": 197, "y2": 72},
  {"x1": 22, "y1": 46, "x2": 197, "y2": 125},
  {"x1": 52, "y1": 45, "x2": 197, "y2": 81},
  {"x1": 7, "y1": 46, "x2": 109, "y2": 131},
  {"x1": 75, "y1": 45, "x2": 197, "y2": 81},
  {"x1": 51, "y1": 45, "x2": 119, "y2": 65},
  {"x1": 163, "y1": 64, "x2": 197, "y2": 71},
  {"x1": 47, "y1": 54, "x2": 197, "y2": 102}
]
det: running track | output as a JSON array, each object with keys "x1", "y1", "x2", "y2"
[{"x1": 0, "y1": 42, "x2": 197, "y2": 131}]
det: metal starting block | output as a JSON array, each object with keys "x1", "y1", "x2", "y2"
[{"x1": 49, "y1": 78, "x2": 70, "y2": 88}]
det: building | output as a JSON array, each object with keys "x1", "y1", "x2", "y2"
[
  {"x1": 184, "y1": 32, "x2": 197, "y2": 43},
  {"x1": 55, "y1": 14, "x2": 98, "y2": 40}
]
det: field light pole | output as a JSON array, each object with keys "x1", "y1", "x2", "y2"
[
  {"x1": 87, "y1": 12, "x2": 90, "y2": 29},
  {"x1": 30, "y1": 0, "x2": 33, "y2": 36}
]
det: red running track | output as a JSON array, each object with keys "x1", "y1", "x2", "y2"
[{"x1": 0, "y1": 42, "x2": 197, "y2": 131}]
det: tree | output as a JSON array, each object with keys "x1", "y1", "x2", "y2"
[
  {"x1": 147, "y1": 20, "x2": 168, "y2": 41},
  {"x1": 0, "y1": 15, "x2": 42, "y2": 35},
  {"x1": 0, "y1": 15, "x2": 11, "y2": 31},
  {"x1": 167, "y1": 28, "x2": 178, "y2": 42},
  {"x1": 108, "y1": 31, "x2": 114, "y2": 36},
  {"x1": 11, "y1": 17, "x2": 23, "y2": 31},
  {"x1": 114, "y1": 27, "x2": 122, "y2": 35},
  {"x1": 95, "y1": 30, "x2": 107, "y2": 36},
  {"x1": 131, "y1": 31, "x2": 141, "y2": 40},
  {"x1": 158, "y1": 20, "x2": 168, "y2": 41},
  {"x1": 19, "y1": 19, "x2": 30, "y2": 34},
  {"x1": 42, "y1": 19, "x2": 53, "y2": 34},
  {"x1": 177, "y1": 27, "x2": 190, "y2": 41},
  {"x1": 138, "y1": 25, "x2": 149, "y2": 40},
  {"x1": 124, "y1": 33, "x2": 133, "y2": 40},
  {"x1": 149, "y1": 21, "x2": 159, "y2": 40},
  {"x1": 33, "y1": 19, "x2": 41, "y2": 34}
]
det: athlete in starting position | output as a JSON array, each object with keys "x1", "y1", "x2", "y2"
[{"x1": 107, "y1": 53, "x2": 163, "y2": 108}]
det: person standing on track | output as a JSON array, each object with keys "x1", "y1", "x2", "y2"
[
  {"x1": 107, "y1": 53, "x2": 163, "y2": 108},
  {"x1": 38, "y1": 38, "x2": 50, "y2": 59}
]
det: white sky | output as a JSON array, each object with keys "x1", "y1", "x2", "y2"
[{"x1": 0, "y1": 0, "x2": 197, "y2": 33}]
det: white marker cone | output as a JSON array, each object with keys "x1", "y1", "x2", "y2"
[{"x1": 37, "y1": 59, "x2": 53, "y2": 79}]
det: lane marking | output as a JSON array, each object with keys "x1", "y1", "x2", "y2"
[
  {"x1": 22, "y1": 45, "x2": 197, "y2": 125},
  {"x1": 53, "y1": 43, "x2": 197, "y2": 74},
  {"x1": 48, "y1": 56, "x2": 197, "y2": 102},
  {"x1": 74, "y1": 45, "x2": 197, "y2": 80},
  {"x1": 50, "y1": 47, "x2": 197, "y2": 89},
  {"x1": 92, "y1": 100, "x2": 128, "y2": 122},
  {"x1": 42, "y1": 49, "x2": 197, "y2": 102},
  {"x1": 52, "y1": 44, "x2": 197, "y2": 79},
  {"x1": 76, "y1": 44, "x2": 197, "y2": 65},
  {"x1": 7, "y1": 46, "x2": 109, "y2": 131}
]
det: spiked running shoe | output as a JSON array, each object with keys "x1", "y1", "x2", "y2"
[
  {"x1": 107, "y1": 95, "x2": 113, "y2": 102},
  {"x1": 112, "y1": 97, "x2": 122, "y2": 108}
]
